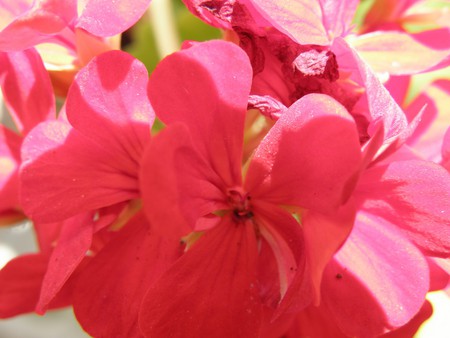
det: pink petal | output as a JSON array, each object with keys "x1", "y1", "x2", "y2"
[
  {"x1": 0, "y1": 0, "x2": 77, "y2": 51},
  {"x1": 76, "y1": 0, "x2": 150, "y2": 37},
  {"x1": 407, "y1": 80, "x2": 450, "y2": 162},
  {"x1": 253, "y1": 202, "x2": 313, "y2": 316},
  {"x1": 20, "y1": 120, "x2": 139, "y2": 222},
  {"x1": 0, "y1": 48, "x2": 55, "y2": 134},
  {"x1": 148, "y1": 40, "x2": 252, "y2": 187},
  {"x1": 249, "y1": 0, "x2": 329, "y2": 45},
  {"x1": 139, "y1": 216, "x2": 262, "y2": 337},
  {"x1": 381, "y1": 301, "x2": 433, "y2": 338},
  {"x1": 66, "y1": 50, "x2": 153, "y2": 170},
  {"x1": 36, "y1": 212, "x2": 94, "y2": 314},
  {"x1": 322, "y1": 213, "x2": 429, "y2": 337},
  {"x1": 318, "y1": 0, "x2": 358, "y2": 38},
  {"x1": 0, "y1": 254, "x2": 48, "y2": 318},
  {"x1": 351, "y1": 31, "x2": 450, "y2": 75},
  {"x1": 301, "y1": 200, "x2": 356, "y2": 304},
  {"x1": 140, "y1": 123, "x2": 226, "y2": 238},
  {"x1": 332, "y1": 37, "x2": 409, "y2": 144},
  {"x1": 73, "y1": 213, "x2": 180, "y2": 338},
  {"x1": 357, "y1": 159, "x2": 450, "y2": 256},
  {"x1": 245, "y1": 93, "x2": 362, "y2": 214}
]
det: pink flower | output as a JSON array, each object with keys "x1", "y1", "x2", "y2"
[
  {"x1": 0, "y1": 0, "x2": 151, "y2": 95},
  {"x1": 0, "y1": 0, "x2": 151, "y2": 51},
  {"x1": 184, "y1": 0, "x2": 448, "y2": 147},
  {"x1": 138, "y1": 40, "x2": 363, "y2": 336},
  {"x1": 20, "y1": 50, "x2": 154, "y2": 223},
  {"x1": 138, "y1": 37, "x2": 450, "y2": 336},
  {"x1": 8, "y1": 50, "x2": 154, "y2": 320}
]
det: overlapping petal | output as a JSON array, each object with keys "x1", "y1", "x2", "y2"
[
  {"x1": 351, "y1": 31, "x2": 450, "y2": 75},
  {"x1": 332, "y1": 38, "x2": 410, "y2": 144},
  {"x1": 356, "y1": 159, "x2": 450, "y2": 256},
  {"x1": 245, "y1": 93, "x2": 362, "y2": 214},
  {"x1": 36, "y1": 212, "x2": 94, "y2": 314},
  {"x1": 21, "y1": 51, "x2": 152, "y2": 222},
  {"x1": 20, "y1": 120, "x2": 138, "y2": 222},
  {"x1": 139, "y1": 216, "x2": 262, "y2": 337},
  {"x1": 249, "y1": 0, "x2": 329, "y2": 45},
  {"x1": 148, "y1": 40, "x2": 251, "y2": 187},
  {"x1": 318, "y1": 0, "x2": 358, "y2": 39},
  {"x1": 0, "y1": 0, "x2": 151, "y2": 51},
  {"x1": 66, "y1": 50, "x2": 153, "y2": 168},
  {"x1": 321, "y1": 213, "x2": 429, "y2": 337},
  {"x1": 140, "y1": 123, "x2": 226, "y2": 238},
  {"x1": 0, "y1": 0, "x2": 77, "y2": 51},
  {"x1": 0, "y1": 48, "x2": 55, "y2": 134},
  {"x1": 73, "y1": 213, "x2": 180, "y2": 338}
]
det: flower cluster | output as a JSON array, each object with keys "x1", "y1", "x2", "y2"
[{"x1": 0, "y1": 0, "x2": 449, "y2": 337}]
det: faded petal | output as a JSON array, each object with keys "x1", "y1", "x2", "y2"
[
  {"x1": 77, "y1": 0, "x2": 150, "y2": 37},
  {"x1": 248, "y1": 0, "x2": 329, "y2": 45},
  {"x1": 0, "y1": 48, "x2": 55, "y2": 134},
  {"x1": 351, "y1": 31, "x2": 450, "y2": 75}
]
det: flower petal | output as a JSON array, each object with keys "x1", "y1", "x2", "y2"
[
  {"x1": 148, "y1": 40, "x2": 251, "y2": 187},
  {"x1": 318, "y1": 0, "x2": 358, "y2": 38},
  {"x1": 322, "y1": 213, "x2": 429, "y2": 337},
  {"x1": 139, "y1": 216, "x2": 262, "y2": 337},
  {"x1": 249, "y1": 0, "x2": 329, "y2": 45},
  {"x1": 140, "y1": 123, "x2": 226, "y2": 238},
  {"x1": 0, "y1": 0, "x2": 76, "y2": 51},
  {"x1": 77, "y1": 0, "x2": 150, "y2": 37},
  {"x1": 21, "y1": 120, "x2": 139, "y2": 222},
  {"x1": 351, "y1": 31, "x2": 450, "y2": 75},
  {"x1": 301, "y1": 200, "x2": 356, "y2": 303},
  {"x1": 246, "y1": 93, "x2": 362, "y2": 214},
  {"x1": 36, "y1": 212, "x2": 94, "y2": 314},
  {"x1": 66, "y1": 50, "x2": 153, "y2": 170},
  {"x1": 0, "y1": 254, "x2": 48, "y2": 318},
  {"x1": 332, "y1": 37, "x2": 409, "y2": 144},
  {"x1": 73, "y1": 213, "x2": 180, "y2": 338},
  {"x1": 254, "y1": 202, "x2": 313, "y2": 316},
  {"x1": 0, "y1": 48, "x2": 55, "y2": 134},
  {"x1": 357, "y1": 159, "x2": 450, "y2": 256}
]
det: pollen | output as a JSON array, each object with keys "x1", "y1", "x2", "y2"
[{"x1": 226, "y1": 187, "x2": 253, "y2": 222}]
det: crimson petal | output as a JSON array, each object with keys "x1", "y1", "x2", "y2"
[{"x1": 139, "y1": 216, "x2": 262, "y2": 337}]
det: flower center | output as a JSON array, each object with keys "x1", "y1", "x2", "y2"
[{"x1": 226, "y1": 187, "x2": 253, "y2": 222}]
